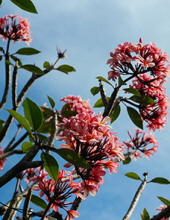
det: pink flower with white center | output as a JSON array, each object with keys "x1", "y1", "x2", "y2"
[
  {"x1": 107, "y1": 38, "x2": 170, "y2": 80},
  {"x1": 124, "y1": 128, "x2": 158, "y2": 160},
  {"x1": 0, "y1": 147, "x2": 6, "y2": 171},
  {"x1": 0, "y1": 15, "x2": 32, "y2": 45}
]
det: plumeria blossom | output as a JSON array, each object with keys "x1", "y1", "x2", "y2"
[
  {"x1": 0, "y1": 147, "x2": 6, "y2": 171},
  {"x1": 124, "y1": 128, "x2": 158, "y2": 160},
  {"x1": 32, "y1": 170, "x2": 82, "y2": 219},
  {"x1": 0, "y1": 14, "x2": 32, "y2": 44},
  {"x1": 57, "y1": 95, "x2": 124, "y2": 197},
  {"x1": 130, "y1": 74, "x2": 169, "y2": 131},
  {"x1": 155, "y1": 205, "x2": 170, "y2": 220},
  {"x1": 24, "y1": 167, "x2": 48, "y2": 184},
  {"x1": 107, "y1": 38, "x2": 170, "y2": 81}
]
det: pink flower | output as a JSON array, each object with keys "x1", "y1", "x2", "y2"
[
  {"x1": 0, "y1": 14, "x2": 32, "y2": 44},
  {"x1": 107, "y1": 38, "x2": 170, "y2": 81},
  {"x1": 130, "y1": 74, "x2": 169, "y2": 131},
  {"x1": 124, "y1": 128, "x2": 158, "y2": 160},
  {"x1": 66, "y1": 210, "x2": 80, "y2": 220},
  {"x1": 0, "y1": 147, "x2": 6, "y2": 171}
]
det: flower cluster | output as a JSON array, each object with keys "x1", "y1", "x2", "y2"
[
  {"x1": 0, "y1": 15, "x2": 32, "y2": 44},
  {"x1": 107, "y1": 38, "x2": 170, "y2": 81},
  {"x1": 58, "y1": 95, "x2": 124, "y2": 198},
  {"x1": 31, "y1": 169, "x2": 81, "y2": 220},
  {"x1": 0, "y1": 147, "x2": 6, "y2": 171},
  {"x1": 130, "y1": 74, "x2": 169, "y2": 131},
  {"x1": 124, "y1": 128, "x2": 158, "y2": 160},
  {"x1": 60, "y1": 95, "x2": 94, "y2": 115}
]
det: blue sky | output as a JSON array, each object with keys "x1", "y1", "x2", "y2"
[{"x1": 1, "y1": 0, "x2": 170, "y2": 219}]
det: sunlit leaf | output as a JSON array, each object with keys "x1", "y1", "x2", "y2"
[
  {"x1": 23, "y1": 98, "x2": 43, "y2": 131},
  {"x1": 150, "y1": 177, "x2": 170, "y2": 184},
  {"x1": 22, "y1": 142, "x2": 33, "y2": 152},
  {"x1": 47, "y1": 95, "x2": 55, "y2": 108},
  {"x1": 127, "y1": 106, "x2": 143, "y2": 129},
  {"x1": 10, "y1": 0, "x2": 38, "y2": 13},
  {"x1": 130, "y1": 95, "x2": 155, "y2": 105},
  {"x1": 21, "y1": 64, "x2": 44, "y2": 75},
  {"x1": 43, "y1": 61, "x2": 51, "y2": 68},
  {"x1": 157, "y1": 196, "x2": 170, "y2": 206},
  {"x1": 31, "y1": 195, "x2": 47, "y2": 210},
  {"x1": 96, "y1": 76, "x2": 114, "y2": 88},
  {"x1": 15, "y1": 48, "x2": 41, "y2": 55},
  {"x1": 93, "y1": 98, "x2": 104, "y2": 108},
  {"x1": 122, "y1": 156, "x2": 131, "y2": 165},
  {"x1": 55, "y1": 148, "x2": 91, "y2": 169},
  {"x1": 140, "y1": 208, "x2": 150, "y2": 220},
  {"x1": 6, "y1": 109, "x2": 31, "y2": 134},
  {"x1": 56, "y1": 65, "x2": 76, "y2": 74},
  {"x1": 90, "y1": 86, "x2": 100, "y2": 96},
  {"x1": 41, "y1": 153, "x2": 59, "y2": 182},
  {"x1": 110, "y1": 104, "x2": 121, "y2": 123},
  {"x1": 123, "y1": 88, "x2": 141, "y2": 96},
  {"x1": 124, "y1": 172, "x2": 141, "y2": 180}
]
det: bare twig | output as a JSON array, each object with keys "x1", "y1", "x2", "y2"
[
  {"x1": 12, "y1": 65, "x2": 18, "y2": 109},
  {"x1": 122, "y1": 173, "x2": 148, "y2": 220},
  {"x1": 150, "y1": 206, "x2": 170, "y2": 220}
]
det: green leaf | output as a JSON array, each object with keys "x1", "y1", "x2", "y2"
[
  {"x1": 96, "y1": 76, "x2": 114, "y2": 88},
  {"x1": 123, "y1": 88, "x2": 141, "y2": 96},
  {"x1": 130, "y1": 95, "x2": 155, "y2": 105},
  {"x1": 122, "y1": 156, "x2": 131, "y2": 165},
  {"x1": 47, "y1": 95, "x2": 55, "y2": 108},
  {"x1": 41, "y1": 106, "x2": 54, "y2": 120},
  {"x1": 0, "y1": 0, "x2": 2, "y2": 5},
  {"x1": 55, "y1": 148, "x2": 91, "y2": 169},
  {"x1": 22, "y1": 142, "x2": 33, "y2": 152},
  {"x1": 31, "y1": 195, "x2": 47, "y2": 210},
  {"x1": 41, "y1": 153, "x2": 59, "y2": 182},
  {"x1": 0, "y1": 55, "x2": 3, "y2": 61},
  {"x1": 118, "y1": 76, "x2": 127, "y2": 86},
  {"x1": 157, "y1": 196, "x2": 170, "y2": 206},
  {"x1": 6, "y1": 109, "x2": 31, "y2": 134},
  {"x1": 37, "y1": 120, "x2": 53, "y2": 134},
  {"x1": 0, "y1": 119, "x2": 5, "y2": 132},
  {"x1": 56, "y1": 65, "x2": 76, "y2": 74},
  {"x1": 127, "y1": 106, "x2": 143, "y2": 129},
  {"x1": 110, "y1": 104, "x2": 121, "y2": 123},
  {"x1": 125, "y1": 172, "x2": 141, "y2": 180},
  {"x1": 43, "y1": 61, "x2": 51, "y2": 69},
  {"x1": 23, "y1": 98, "x2": 43, "y2": 131},
  {"x1": 93, "y1": 98, "x2": 104, "y2": 108},
  {"x1": 10, "y1": 0, "x2": 38, "y2": 13},
  {"x1": 150, "y1": 177, "x2": 170, "y2": 184},
  {"x1": 21, "y1": 65, "x2": 44, "y2": 75},
  {"x1": 140, "y1": 208, "x2": 150, "y2": 220},
  {"x1": 15, "y1": 48, "x2": 41, "y2": 56},
  {"x1": 90, "y1": 86, "x2": 100, "y2": 96}
]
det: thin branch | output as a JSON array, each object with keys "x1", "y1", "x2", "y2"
[
  {"x1": 4, "y1": 131, "x2": 28, "y2": 153},
  {"x1": 0, "y1": 39, "x2": 11, "y2": 110},
  {"x1": 0, "y1": 145, "x2": 42, "y2": 188},
  {"x1": 103, "y1": 86, "x2": 120, "y2": 117},
  {"x1": 99, "y1": 80, "x2": 108, "y2": 107},
  {"x1": 0, "y1": 149, "x2": 24, "y2": 160},
  {"x1": 122, "y1": 173, "x2": 148, "y2": 220},
  {"x1": 12, "y1": 65, "x2": 18, "y2": 109}
]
